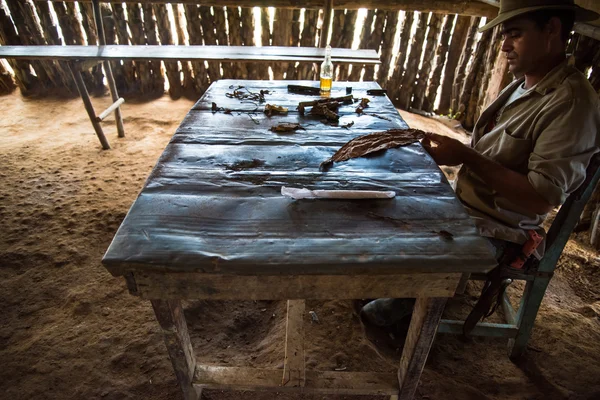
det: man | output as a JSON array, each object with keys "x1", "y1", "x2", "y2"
[{"x1": 362, "y1": 0, "x2": 600, "y2": 327}]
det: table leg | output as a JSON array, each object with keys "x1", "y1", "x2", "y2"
[
  {"x1": 397, "y1": 297, "x2": 447, "y2": 400},
  {"x1": 151, "y1": 299, "x2": 201, "y2": 400}
]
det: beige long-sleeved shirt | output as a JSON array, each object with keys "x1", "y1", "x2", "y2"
[{"x1": 455, "y1": 61, "x2": 600, "y2": 256}]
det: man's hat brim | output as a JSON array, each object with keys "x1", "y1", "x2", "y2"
[{"x1": 479, "y1": 4, "x2": 600, "y2": 32}]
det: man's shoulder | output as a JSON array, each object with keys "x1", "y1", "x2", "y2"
[{"x1": 548, "y1": 65, "x2": 599, "y2": 108}]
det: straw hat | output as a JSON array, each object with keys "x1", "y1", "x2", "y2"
[{"x1": 480, "y1": 0, "x2": 600, "y2": 32}]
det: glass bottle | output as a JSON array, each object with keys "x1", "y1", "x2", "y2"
[{"x1": 320, "y1": 45, "x2": 333, "y2": 93}]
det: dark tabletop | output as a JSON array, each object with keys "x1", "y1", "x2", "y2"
[{"x1": 102, "y1": 80, "x2": 496, "y2": 276}]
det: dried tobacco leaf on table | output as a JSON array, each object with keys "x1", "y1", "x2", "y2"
[
  {"x1": 320, "y1": 128, "x2": 427, "y2": 171},
  {"x1": 270, "y1": 123, "x2": 305, "y2": 133},
  {"x1": 264, "y1": 104, "x2": 289, "y2": 117}
]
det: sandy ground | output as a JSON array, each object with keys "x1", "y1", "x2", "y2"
[{"x1": 1, "y1": 91, "x2": 599, "y2": 400}]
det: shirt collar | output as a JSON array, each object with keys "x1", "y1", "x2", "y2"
[{"x1": 530, "y1": 59, "x2": 572, "y2": 95}]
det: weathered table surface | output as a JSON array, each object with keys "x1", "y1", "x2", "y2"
[
  {"x1": 103, "y1": 80, "x2": 496, "y2": 278},
  {"x1": 102, "y1": 80, "x2": 496, "y2": 400}
]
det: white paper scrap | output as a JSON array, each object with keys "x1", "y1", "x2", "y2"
[{"x1": 281, "y1": 186, "x2": 395, "y2": 200}]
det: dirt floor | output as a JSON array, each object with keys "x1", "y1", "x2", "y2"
[{"x1": 1, "y1": 91, "x2": 599, "y2": 400}]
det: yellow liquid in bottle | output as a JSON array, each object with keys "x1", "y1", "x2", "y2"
[{"x1": 320, "y1": 77, "x2": 332, "y2": 92}]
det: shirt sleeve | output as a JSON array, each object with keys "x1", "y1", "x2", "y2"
[{"x1": 528, "y1": 97, "x2": 599, "y2": 206}]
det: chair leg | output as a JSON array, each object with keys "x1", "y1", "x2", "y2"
[
  {"x1": 508, "y1": 276, "x2": 550, "y2": 360},
  {"x1": 456, "y1": 273, "x2": 470, "y2": 294}
]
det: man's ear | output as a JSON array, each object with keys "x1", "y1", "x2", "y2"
[{"x1": 546, "y1": 17, "x2": 562, "y2": 40}]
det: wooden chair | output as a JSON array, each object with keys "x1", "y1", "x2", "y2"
[{"x1": 438, "y1": 153, "x2": 600, "y2": 360}]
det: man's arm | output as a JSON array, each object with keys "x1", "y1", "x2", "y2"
[{"x1": 422, "y1": 133, "x2": 554, "y2": 215}]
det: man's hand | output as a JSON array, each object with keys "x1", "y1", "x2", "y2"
[{"x1": 421, "y1": 132, "x2": 471, "y2": 166}]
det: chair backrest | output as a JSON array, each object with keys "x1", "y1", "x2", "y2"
[{"x1": 539, "y1": 152, "x2": 600, "y2": 273}]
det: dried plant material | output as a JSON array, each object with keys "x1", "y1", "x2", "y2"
[
  {"x1": 264, "y1": 104, "x2": 288, "y2": 117},
  {"x1": 320, "y1": 128, "x2": 427, "y2": 171},
  {"x1": 211, "y1": 102, "x2": 219, "y2": 112},
  {"x1": 226, "y1": 85, "x2": 270, "y2": 103},
  {"x1": 310, "y1": 103, "x2": 339, "y2": 121},
  {"x1": 270, "y1": 123, "x2": 305, "y2": 133},
  {"x1": 360, "y1": 98, "x2": 370, "y2": 108},
  {"x1": 211, "y1": 102, "x2": 232, "y2": 115},
  {"x1": 341, "y1": 121, "x2": 354, "y2": 129},
  {"x1": 297, "y1": 95, "x2": 353, "y2": 115}
]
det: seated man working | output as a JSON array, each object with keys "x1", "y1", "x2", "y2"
[{"x1": 362, "y1": 0, "x2": 600, "y2": 326}]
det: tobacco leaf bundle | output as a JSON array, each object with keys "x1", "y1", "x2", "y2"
[{"x1": 320, "y1": 128, "x2": 427, "y2": 171}]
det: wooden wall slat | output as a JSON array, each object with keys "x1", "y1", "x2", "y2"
[
  {"x1": 450, "y1": 16, "x2": 480, "y2": 114},
  {"x1": 348, "y1": 9, "x2": 375, "y2": 81},
  {"x1": 259, "y1": 7, "x2": 271, "y2": 79},
  {"x1": 154, "y1": 4, "x2": 182, "y2": 98},
  {"x1": 285, "y1": 9, "x2": 301, "y2": 80},
  {"x1": 185, "y1": 4, "x2": 209, "y2": 93},
  {"x1": 297, "y1": 9, "x2": 319, "y2": 80},
  {"x1": 198, "y1": 5, "x2": 221, "y2": 83},
  {"x1": 172, "y1": 4, "x2": 195, "y2": 96},
  {"x1": 387, "y1": 11, "x2": 414, "y2": 101},
  {"x1": 411, "y1": 13, "x2": 443, "y2": 110},
  {"x1": 240, "y1": 7, "x2": 259, "y2": 79},
  {"x1": 397, "y1": 12, "x2": 428, "y2": 110},
  {"x1": 79, "y1": 2, "x2": 105, "y2": 93},
  {"x1": 363, "y1": 9, "x2": 385, "y2": 82},
  {"x1": 423, "y1": 13, "x2": 453, "y2": 112},
  {"x1": 437, "y1": 14, "x2": 469, "y2": 114},
  {"x1": 378, "y1": 11, "x2": 399, "y2": 87},
  {"x1": 226, "y1": 6, "x2": 248, "y2": 79}
]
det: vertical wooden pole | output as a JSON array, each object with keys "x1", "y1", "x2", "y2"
[
  {"x1": 397, "y1": 297, "x2": 447, "y2": 400},
  {"x1": 438, "y1": 15, "x2": 470, "y2": 115},
  {"x1": 151, "y1": 299, "x2": 201, "y2": 400},
  {"x1": 0, "y1": 61, "x2": 15, "y2": 94},
  {"x1": 411, "y1": 13, "x2": 443, "y2": 110},
  {"x1": 386, "y1": 11, "x2": 413, "y2": 99},
  {"x1": 297, "y1": 9, "x2": 319, "y2": 80},
  {"x1": 68, "y1": 62, "x2": 110, "y2": 150},
  {"x1": 92, "y1": 0, "x2": 125, "y2": 138},
  {"x1": 272, "y1": 8, "x2": 293, "y2": 80},
  {"x1": 213, "y1": 6, "x2": 232, "y2": 78},
  {"x1": 142, "y1": 4, "x2": 165, "y2": 95},
  {"x1": 110, "y1": 2, "x2": 137, "y2": 94},
  {"x1": 363, "y1": 10, "x2": 385, "y2": 82},
  {"x1": 397, "y1": 12, "x2": 428, "y2": 110},
  {"x1": 154, "y1": 3, "x2": 182, "y2": 99},
  {"x1": 451, "y1": 16, "x2": 481, "y2": 115},
  {"x1": 378, "y1": 11, "x2": 399, "y2": 87},
  {"x1": 423, "y1": 14, "x2": 454, "y2": 113},
  {"x1": 79, "y1": 3, "x2": 105, "y2": 94},
  {"x1": 241, "y1": 7, "x2": 258, "y2": 79},
  {"x1": 173, "y1": 4, "x2": 195, "y2": 96},
  {"x1": 320, "y1": 0, "x2": 333, "y2": 48},
  {"x1": 260, "y1": 7, "x2": 271, "y2": 79},
  {"x1": 348, "y1": 9, "x2": 375, "y2": 82},
  {"x1": 282, "y1": 300, "x2": 306, "y2": 387},
  {"x1": 285, "y1": 9, "x2": 302, "y2": 80},
  {"x1": 185, "y1": 5, "x2": 209, "y2": 93},
  {"x1": 198, "y1": 6, "x2": 220, "y2": 84},
  {"x1": 226, "y1": 6, "x2": 248, "y2": 78}
]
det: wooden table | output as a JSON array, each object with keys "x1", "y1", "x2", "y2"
[{"x1": 102, "y1": 80, "x2": 496, "y2": 400}]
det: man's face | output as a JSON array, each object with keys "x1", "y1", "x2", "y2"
[{"x1": 500, "y1": 17, "x2": 552, "y2": 76}]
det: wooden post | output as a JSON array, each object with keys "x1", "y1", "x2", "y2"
[
  {"x1": 0, "y1": 6, "x2": 38, "y2": 94},
  {"x1": 100, "y1": 3, "x2": 127, "y2": 95},
  {"x1": 92, "y1": 0, "x2": 125, "y2": 138},
  {"x1": 173, "y1": 4, "x2": 195, "y2": 96},
  {"x1": 282, "y1": 300, "x2": 305, "y2": 387},
  {"x1": 397, "y1": 297, "x2": 447, "y2": 400},
  {"x1": 186, "y1": 5, "x2": 209, "y2": 93},
  {"x1": 457, "y1": 28, "x2": 493, "y2": 129},
  {"x1": 423, "y1": 14, "x2": 454, "y2": 113},
  {"x1": 411, "y1": 13, "x2": 443, "y2": 110},
  {"x1": 364, "y1": 10, "x2": 385, "y2": 82},
  {"x1": 154, "y1": 3, "x2": 182, "y2": 99},
  {"x1": 297, "y1": 9, "x2": 319, "y2": 80},
  {"x1": 397, "y1": 12, "x2": 428, "y2": 110},
  {"x1": 260, "y1": 7, "x2": 271, "y2": 79},
  {"x1": 5, "y1": 0, "x2": 53, "y2": 90},
  {"x1": 0, "y1": 61, "x2": 15, "y2": 94},
  {"x1": 285, "y1": 9, "x2": 302, "y2": 80},
  {"x1": 348, "y1": 9, "x2": 375, "y2": 82},
  {"x1": 387, "y1": 11, "x2": 414, "y2": 101},
  {"x1": 198, "y1": 6, "x2": 220, "y2": 84},
  {"x1": 272, "y1": 9, "x2": 293, "y2": 80},
  {"x1": 68, "y1": 62, "x2": 110, "y2": 150},
  {"x1": 79, "y1": 3, "x2": 105, "y2": 94},
  {"x1": 151, "y1": 299, "x2": 201, "y2": 400},
  {"x1": 214, "y1": 6, "x2": 232, "y2": 78},
  {"x1": 475, "y1": 26, "x2": 502, "y2": 124},
  {"x1": 110, "y1": 2, "x2": 137, "y2": 94},
  {"x1": 320, "y1": 0, "x2": 333, "y2": 48},
  {"x1": 142, "y1": 4, "x2": 165, "y2": 96},
  {"x1": 438, "y1": 15, "x2": 470, "y2": 115},
  {"x1": 378, "y1": 11, "x2": 399, "y2": 87},
  {"x1": 241, "y1": 7, "x2": 259, "y2": 79},
  {"x1": 451, "y1": 16, "x2": 481, "y2": 115},
  {"x1": 226, "y1": 6, "x2": 248, "y2": 79}
]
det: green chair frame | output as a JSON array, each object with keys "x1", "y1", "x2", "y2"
[{"x1": 438, "y1": 154, "x2": 600, "y2": 360}]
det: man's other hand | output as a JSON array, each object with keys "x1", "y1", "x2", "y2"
[{"x1": 421, "y1": 133, "x2": 470, "y2": 166}]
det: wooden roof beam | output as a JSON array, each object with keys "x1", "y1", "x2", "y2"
[{"x1": 30, "y1": 0, "x2": 499, "y2": 18}]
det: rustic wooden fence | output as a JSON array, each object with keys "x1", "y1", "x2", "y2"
[{"x1": 1, "y1": 1, "x2": 599, "y2": 130}]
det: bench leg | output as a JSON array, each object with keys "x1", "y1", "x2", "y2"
[
  {"x1": 91, "y1": 0, "x2": 125, "y2": 138},
  {"x1": 397, "y1": 297, "x2": 447, "y2": 400},
  {"x1": 68, "y1": 63, "x2": 110, "y2": 150},
  {"x1": 456, "y1": 273, "x2": 470, "y2": 295},
  {"x1": 508, "y1": 276, "x2": 550, "y2": 360},
  {"x1": 151, "y1": 299, "x2": 201, "y2": 400}
]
